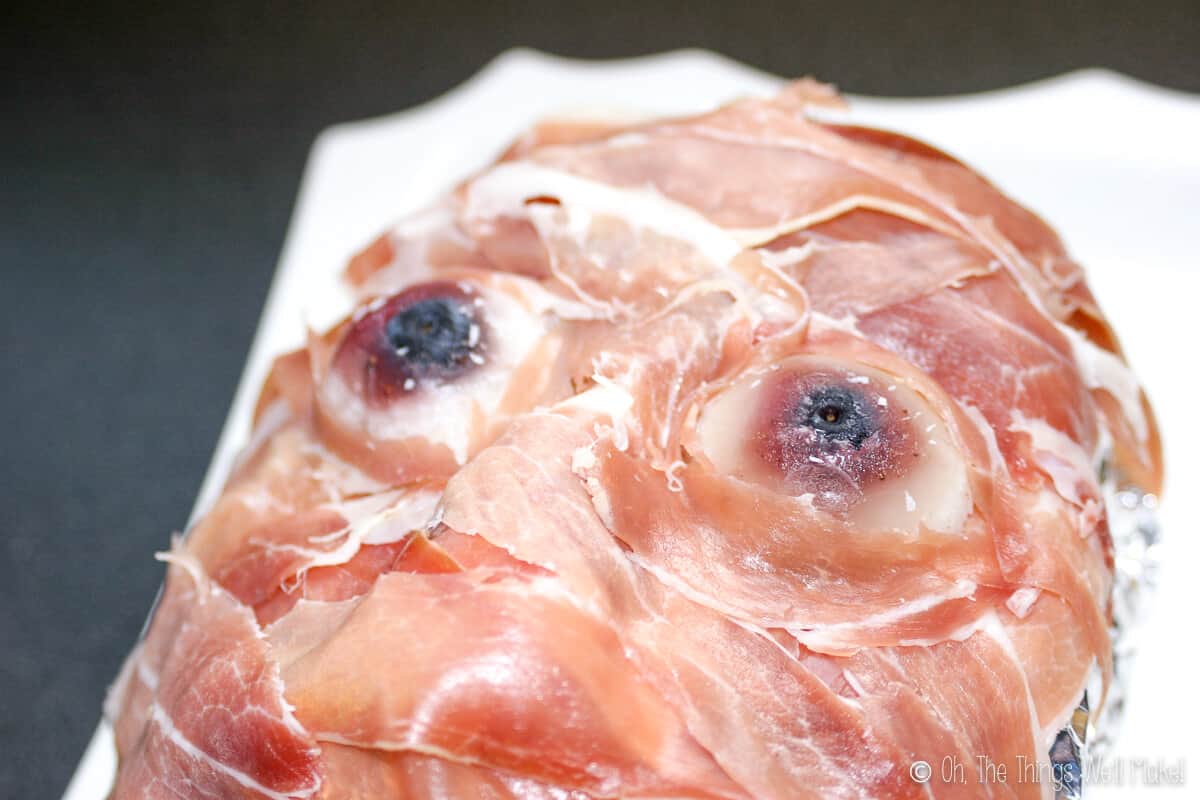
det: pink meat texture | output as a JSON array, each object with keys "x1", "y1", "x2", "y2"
[{"x1": 106, "y1": 81, "x2": 1163, "y2": 798}]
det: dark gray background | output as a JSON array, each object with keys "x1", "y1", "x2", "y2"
[{"x1": 4, "y1": 1, "x2": 1198, "y2": 796}]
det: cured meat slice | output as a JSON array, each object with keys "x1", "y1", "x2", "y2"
[
  {"x1": 315, "y1": 743, "x2": 595, "y2": 800},
  {"x1": 109, "y1": 563, "x2": 322, "y2": 799},
  {"x1": 275, "y1": 571, "x2": 743, "y2": 798}
]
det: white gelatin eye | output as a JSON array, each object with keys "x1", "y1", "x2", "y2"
[
  {"x1": 316, "y1": 275, "x2": 555, "y2": 477},
  {"x1": 332, "y1": 281, "x2": 487, "y2": 403},
  {"x1": 696, "y1": 356, "x2": 971, "y2": 534}
]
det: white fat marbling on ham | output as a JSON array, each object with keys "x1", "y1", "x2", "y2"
[
  {"x1": 246, "y1": 487, "x2": 440, "y2": 571},
  {"x1": 1059, "y1": 321, "x2": 1150, "y2": 442},
  {"x1": 145, "y1": 704, "x2": 312, "y2": 800},
  {"x1": 465, "y1": 161, "x2": 744, "y2": 269},
  {"x1": 1005, "y1": 586, "x2": 1042, "y2": 619},
  {"x1": 795, "y1": 579, "x2": 981, "y2": 651},
  {"x1": 1009, "y1": 409, "x2": 1102, "y2": 510},
  {"x1": 727, "y1": 192, "x2": 964, "y2": 249},
  {"x1": 981, "y1": 612, "x2": 1068, "y2": 755}
]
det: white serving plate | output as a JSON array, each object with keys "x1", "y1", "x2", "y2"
[{"x1": 65, "y1": 49, "x2": 1200, "y2": 799}]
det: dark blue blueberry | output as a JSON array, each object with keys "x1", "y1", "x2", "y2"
[
  {"x1": 798, "y1": 386, "x2": 875, "y2": 448},
  {"x1": 385, "y1": 297, "x2": 476, "y2": 373}
]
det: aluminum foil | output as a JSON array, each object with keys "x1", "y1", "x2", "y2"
[
  {"x1": 1050, "y1": 693, "x2": 1088, "y2": 800},
  {"x1": 1049, "y1": 487, "x2": 1162, "y2": 799}
]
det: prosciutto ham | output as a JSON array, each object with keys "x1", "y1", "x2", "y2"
[{"x1": 106, "y1": 81, "x2": 1162, "y2": 799}]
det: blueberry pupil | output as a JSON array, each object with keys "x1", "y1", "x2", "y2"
[
  {"x1": 801, "y1": 386, "x2": 873, "y2": 448},
  {"x1": 385, "y1": 298, "x2": 474, "y2": 369}
]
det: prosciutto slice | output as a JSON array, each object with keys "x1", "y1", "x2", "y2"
[{"x1": 107, "y1": 80, "x2": 1161, "y2": 798}]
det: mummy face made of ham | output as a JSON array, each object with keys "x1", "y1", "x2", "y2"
[{"x1": 108, "y1": 82, "x2": 1162, "y2": 800}]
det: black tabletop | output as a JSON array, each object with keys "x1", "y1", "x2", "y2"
[{"x1": 4, "y1": 2, "x2": 1198, "y2": 797}]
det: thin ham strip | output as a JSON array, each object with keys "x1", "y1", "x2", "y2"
[{"x1": 110, "y1": 564, "x2": 321, "y2": 799}]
